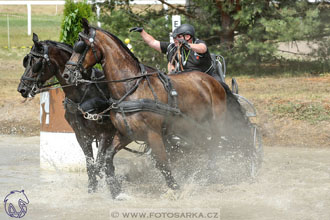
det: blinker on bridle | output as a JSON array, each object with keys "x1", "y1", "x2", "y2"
[
  {"x1": 20, "y1": 43, "x2": 53, "y2": 96},
  {"x1": 65, "y1": 28, "x2": 99, "y2": 83},
  {"x1": 73, "y1": 41, "x2": 87, "y2": 54}
]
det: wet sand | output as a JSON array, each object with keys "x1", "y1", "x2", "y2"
[{"x1": 0, "y1": 135, "x2": 329, "y2": 220}]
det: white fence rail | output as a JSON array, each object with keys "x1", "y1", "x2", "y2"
[
  {"x1": 0, "y1": 1, "x2": 65, "y2": 35},
  {"x1": 0, "y1": 1, "x2": 65, "y2": 5}
]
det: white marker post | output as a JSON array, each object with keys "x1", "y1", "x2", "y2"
[
  {"x1": 27, "y1": 3, "x2": 31, "y2": 35},
  {"x1": 171, "y1": 15, "x2": 181, "y2": 43}
]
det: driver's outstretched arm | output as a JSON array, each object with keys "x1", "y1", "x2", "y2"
[
  {"x1": 130, "y1": 27, "x2": 161, "y2": 52},
  {"x1": 140, "y1": 30, "x2": 161, "y2": 52}
]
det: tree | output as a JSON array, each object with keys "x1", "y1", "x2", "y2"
[
  {"x1": 98, "y1": 1, "x2": 172, "y2": 69},
  {"x1": 96, "y1": 0, "x2": 329, "y2": 74},
  {"x1": 59, "y1": 0, "x2": 93, "y2": 46}
]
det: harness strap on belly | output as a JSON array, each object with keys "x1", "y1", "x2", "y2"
[
  {"x1": 119, "y1": 106, "x2": 134, "y2": 141},
  {"x1": 111, "y1": 99, "x2": 181, "y2": 115}
]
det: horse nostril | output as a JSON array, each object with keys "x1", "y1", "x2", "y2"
[
  {"x1": 19, "y1": 89, "x2": 28, "y2": 98},
  {"x1": 19, "y1": 88, "x2": 26, "y2": 94},
  {"x1": 63, "y1": 73, "x2": 70, "y2": 79}
]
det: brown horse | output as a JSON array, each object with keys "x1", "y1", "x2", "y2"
[{"x1": 63, "y1": 19, "x2": 231, "y2": 196}]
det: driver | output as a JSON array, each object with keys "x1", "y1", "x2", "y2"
[{"x1": 130, "y1": 24, "x2": 216, "y2": 78}]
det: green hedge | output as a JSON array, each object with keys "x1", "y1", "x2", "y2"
[{"x1": 59, "y1": 0, "x2": 93, "y2": 46}]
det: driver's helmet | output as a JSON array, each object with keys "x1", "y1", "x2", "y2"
[{"x1": 172, "y1": 24, "x2": 195, "y2": 39}]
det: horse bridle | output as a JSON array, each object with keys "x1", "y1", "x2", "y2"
[
  {"x1": 65, "y1": 28, "x2": 99, "y2": 84},
  {"x1": 20, "y1": 43, "x2": 58, "y2": 96}
]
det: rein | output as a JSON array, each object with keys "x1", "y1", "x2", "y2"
[
  {"x1": 66, "y1": 27, "x2": 214, "y2": 140},
  {"x1": 37, "y1": 83, "x2": 75, "y2": 93},
  {"x1": 77, "y1": 71, "x2": 149, "y2": 121},
  {"x1": 170, "y1": 43, "x2": 184, "y2": 72},
  {"x1": 65, "y1": 27, "x2": 181, "y2": 125},
  {"x1": 77, "y1": 71, "x2": 161, "y2": 85}
]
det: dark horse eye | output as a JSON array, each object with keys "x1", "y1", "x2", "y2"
[
  {"x1": 73, "y1": 41, "x2": 87, "y2": 53},
  {"x1": 23, "y1": 55, "x2": 29, "y2": 68},
  {"x1": 32, "y1": 60, "x2": 43, "y2": 73}
]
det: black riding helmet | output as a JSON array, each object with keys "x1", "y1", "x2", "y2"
[{"x1": 172, "y1": 24, "x2": 195, "y2": 39}]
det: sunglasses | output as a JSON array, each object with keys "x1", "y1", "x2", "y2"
[{"x1": 175, "y1": 34, "x2": 184, "y2": 39}]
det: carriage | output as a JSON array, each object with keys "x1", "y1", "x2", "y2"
[
  {"x1": 211, "y1": 53, "x2": 263, "y2": 177},
  {"x1": 163, "y1": 53, "x2": 263, "y2": 178}
]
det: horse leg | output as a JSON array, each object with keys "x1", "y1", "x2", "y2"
[
  {"x1": 147, "y1": 130, "x2": 180, "y2": 190},
  {"x1": 104, "y1": 132, "x2": 130, "y2": 199},
  {"x1": 75, "y1": 134, "x2": 97, "y2": 193},
  {"x1": 95, "y1": 133, "x2": 115, "y2": 178}
]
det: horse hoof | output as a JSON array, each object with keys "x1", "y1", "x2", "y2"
[
  {"x1": 88, "y1": 184, "x2": 97, "y2": 193},
  {"x1": 114, "y1": 193, "x2": 131, "y2": 201},
  {"x1": 110, "y1": 187, "x2": 122, "y2": 199},
  {"x1": 161, "y1": 189, "x2": 180, "y2": 200},
  {"x1": 107, "y1": 177, "x2": 122, "y2": 199},
  {"x1": 170, "y1": 182, "x2": 180, "y2": 190}
]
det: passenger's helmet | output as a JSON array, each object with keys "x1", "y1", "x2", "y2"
[{"x1": 172, "y1": 24, "x2": 195, "y2": 39}]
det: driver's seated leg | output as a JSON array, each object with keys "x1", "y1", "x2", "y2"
[{"x1": 211, "y1": 72, "x2": 222, "y2": 83}]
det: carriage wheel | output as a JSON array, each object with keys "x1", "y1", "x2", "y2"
[
  {"x1": 246, "y1": 124, "x2": 263, "y2": 178},
  {"x1": 232, "y1": 78, "x2": 239, "y2": 94}
]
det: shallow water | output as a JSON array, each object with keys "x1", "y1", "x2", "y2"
[{"x1": 0, "y1": 135, "x2": 329, "y2": 220}]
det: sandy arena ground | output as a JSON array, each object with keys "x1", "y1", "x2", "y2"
[
  {"x1": 0, "y1": 135, "x2": 329, "y2": 220},
  {"x1": 0, "y1": 47, "x2": 329, "y2": 220}
]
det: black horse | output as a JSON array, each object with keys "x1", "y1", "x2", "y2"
[{"x1": 17, "y1": 33, "x2": 125, "y2": 195}]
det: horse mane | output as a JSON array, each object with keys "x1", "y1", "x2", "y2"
[
  {"x1": 43, "y1": 40, "x2": 73, "y2": 54},
  {"x1": 92, "y1": 26, "x2": 140, "y2": 64}
]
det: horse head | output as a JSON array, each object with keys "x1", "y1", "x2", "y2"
[
  {"x1": 63, "y1": 18, "x2": 103, "y2": 85},
  {"x1": 63, "y1": 18, "x2": 141, "y2": 88},
  {"x1": 17, "y1": 33, "x2": 72, "y2": 98}
]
